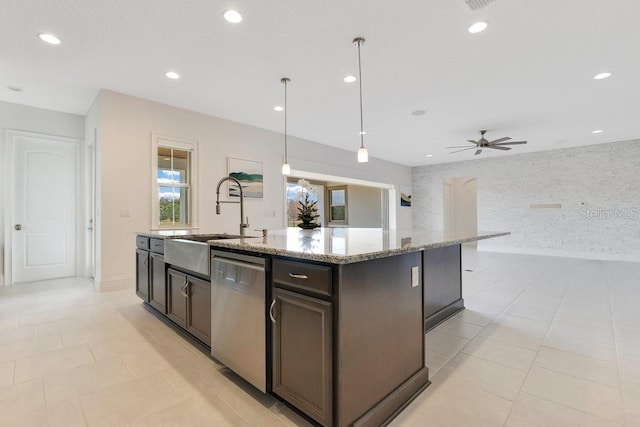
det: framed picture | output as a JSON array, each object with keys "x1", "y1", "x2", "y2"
[
  {"x1": 227, "y1": 157, "x2": 264, "y2": 198},
  {"x1": 400, "y1": 185, "x2": 412, "y2": 207}
]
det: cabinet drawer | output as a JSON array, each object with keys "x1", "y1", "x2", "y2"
[
  {"x1": 273, "y1": 259, "x2": 332, "y2": 297},
  {"x1": 136, "y1": 236, "x2": 150, "y2": 250},
  {"x1": 150, "y1": 238, "x2": 164, "y2": 254}
]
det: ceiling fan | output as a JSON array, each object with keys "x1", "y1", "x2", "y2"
[{"x1": 447, "y1": 130, "x2": 527, "y2": 155}]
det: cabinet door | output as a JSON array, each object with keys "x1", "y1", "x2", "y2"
[
  {"x1": 186, "y1": 276, "x2": 211, "y2": 346},
  {"x1": 167, "y1": 269, "x2": 188, "y2": 329},
  {"x1": 424, "y1": 245, "x2": 462, "y2": 318},
  {"x1": 135, "y1": 249, "x2": 150, "y2": 301},
  {"x1": 272, "y1": 288, "x2": 332, "y2": 427},
  {"x1": 149, "y1": 253, "x2": 166, "y2": 313}
]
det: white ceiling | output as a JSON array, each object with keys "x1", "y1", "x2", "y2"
[{"x1": 2, "y1": 0, "x2": 639, "y2": 166}]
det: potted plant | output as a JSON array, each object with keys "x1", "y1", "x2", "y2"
[{"x1": 297, "y1": 192, "x2": 320, "y2": 229}]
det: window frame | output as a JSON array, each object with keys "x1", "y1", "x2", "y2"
[
  {"x1": 151, "y1": 134, "x2": 198, "y2": 230},
  {"x1": 327, "y1": 185, "x2": 348, "y2": 226}
]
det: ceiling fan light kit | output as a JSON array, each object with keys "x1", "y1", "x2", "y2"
[{"x1": 446, "y1": 130, "x2": 528, "y2": 156}]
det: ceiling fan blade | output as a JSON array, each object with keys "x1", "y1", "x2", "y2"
[
  {"x1": 492, "y1": 141, "x2": 527, "y2": 145},
  {"x1": 467, "y1": 140, "x2": 479, "y2": 144},
  {"x1": 475, "y1": 149, "x2": 482, "y2": 156},
  {"x1": 488, "y1": 137, "x2": 511, "y2": 144},
  {"x1": 487, "y1": 145, "x2": 511, "y2": 150},
  {"x1": 449, "y1": 147, "x2": 476, "y2": 154},
  {"x1": 446, "y1": 145, "x2": 474, "y2": 148}
]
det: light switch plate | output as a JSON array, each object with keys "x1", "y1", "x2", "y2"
[{"x1": 411, "y1": 266, "x2": 419, "y2": 287}]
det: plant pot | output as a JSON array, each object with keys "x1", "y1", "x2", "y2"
[{"x1": 298, "y1": 223, "x2": 320, "y2": 230}]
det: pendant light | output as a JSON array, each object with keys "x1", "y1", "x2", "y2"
[
  {"x1": 353, "y1": 37, "x2": 368, "y2": 163},
  {"x1": 281, "y1": 77, "x2": 291, "y2": 175}
]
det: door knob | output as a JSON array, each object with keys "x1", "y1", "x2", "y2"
[{"x1": 14, "y1": 224, "x2": 22, "y2": 231}]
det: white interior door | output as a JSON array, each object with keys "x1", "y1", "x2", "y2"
[{"x1": 10, "y1": 133, "x2": 78, "y2": 283}]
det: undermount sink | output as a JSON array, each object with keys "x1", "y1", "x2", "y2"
[
  {"x1": 178, "y1": 234, "x2": 244, "y2": 242},
  {"x1": 164, "y1": 234, "x2": 255, "y2": 276}
]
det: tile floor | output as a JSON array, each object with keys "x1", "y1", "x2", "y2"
[{"x1": 0, "y1": 250, "x2": 639, "y2": 426}]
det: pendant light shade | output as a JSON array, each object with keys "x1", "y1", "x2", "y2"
[
  {"x1": 353, "y1": 37, "x2": 369, "y2": 163},
  {"x1": 281, "y1": 77, "x2": 291, "y2": 175}
]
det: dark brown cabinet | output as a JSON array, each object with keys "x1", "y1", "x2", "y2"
[
  {"x1": 135, "y1": 249, "x2": 150, "y2": 301},
  {"x1": 423, "y1": 244, "x2": 463, "y2": 330},
  {"x1": 272, "y1": 258, "x2": 334, "y2": 426},
  {"x1": 136, "y1": 237, "x2": 165, "y2": 309},
  {"x1": 167, "y1": 268, "x2": 211, "y2": 346},
  {"x1": 272, "y1": 287, "x2": 332, "y2": 427},
  {"x1": 149, "y1": 252, "x2": 166, "y2": 313}
]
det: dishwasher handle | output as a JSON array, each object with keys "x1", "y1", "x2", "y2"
[{"x1": 212, "y1": 256, "x2": 265, "y2": 272}]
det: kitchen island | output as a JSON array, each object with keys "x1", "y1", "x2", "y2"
[{"x1": 207, "y1": 228, "x2": 508, "y2": 426}]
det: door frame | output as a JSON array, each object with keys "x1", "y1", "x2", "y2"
[
  {"x1": 285, "y1": 169, "x2": 396, "y2": 230},
  {"x1": 3, "y1": 129, "x2": 81, "y2": 285}
]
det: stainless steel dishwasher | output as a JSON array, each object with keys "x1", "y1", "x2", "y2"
[{"x1": 210, "y1": 250, "x2": 267, "y2": 392}]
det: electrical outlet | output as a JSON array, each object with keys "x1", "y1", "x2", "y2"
[
  {"x1": 411, "y1": 266, "x2": 419, "y2": 287},
  {"x1": 120, "y1": 208, "x2": 130, "y2": 218}
]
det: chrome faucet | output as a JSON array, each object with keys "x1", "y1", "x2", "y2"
[{"x1": 215, "y1": 176, "x2": 249, "y2": 236}]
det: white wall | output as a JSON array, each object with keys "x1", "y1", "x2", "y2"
[
  {"x1": 94, "y1": 90, "x2": 412, "y2": 290},
  {"x1": 413, "y1": 139, "x2": 640, "y2": 260},
  {"x1": 345, "y1": 185, "x2": 383, "y2": 228},
  {"x1": 0, "y1": 101, "x2": 85, "y2": 285}
]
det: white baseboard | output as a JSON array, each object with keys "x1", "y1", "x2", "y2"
[
  {"x1": 478, "y1": 244, "x2": 640, "y2": 263},
  {"x1": 97, "y1": 274, "x2": 134, "y2": 292}
]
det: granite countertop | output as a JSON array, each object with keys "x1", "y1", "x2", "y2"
[
  {"x1": 135, "y1": 230, "x2": 259, "y2": 239},
  {"x1": 208, "y1": 228, "x2": 510, "y2": 264}
]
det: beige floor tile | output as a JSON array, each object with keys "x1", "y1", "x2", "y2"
[
  {"x1": 426, "y1": 330, "x2": 469, "y2": 358},
  {"x1": 0, "y1": 397, "x2": 86, "y2": 427},
  {"x1": 425, "y1": 350, "x2": 450, "y2": 375},
  {"x1": 462, "y1": 335, "x2": 537, "y2": 372},
  {"x1": 37, "y1": 314, "x2": 96, "y2": 337},
  {"x1": 543, "y1": 332, "x2": 617, "y2": 363},
  {"x1": 271, "y1": 401, "x2": 315, "y2": 426},
  {"x1": 521, "y1": 366, "x2": 624, "y2": 423},
  {"x1": 14, "y1": 344, "x2": 95, "y2": 383},
  {"x1": 86, "y1": 331, "x2": 155, "y2": 360},
  {"x1": 0, "y1": 361, "x2": 14, "y2": 387},
  {"x1": 533, "y1": 346, "x2": 619, "y2": 387},
  {"x1": 622, "y1": 380, "x2": 640, "y2": 420},
  {"x1": 18, "y1": 309, "x2": 73, "y2": 327},
  {"x1": 0, "y1": 318, "x2": 18, "y2": 331},
  {"x1": 131, "y1": 395, "x2": 251, "y2": 426},
  {"x1": 502, "y1": 302, "x2": 558, "y2": 323},
  {"x1": 0, "y1": 378, "x2": 46, "y2": 418},
  {"x1": 0, "y1": 334, "x2": 63, "y2": 364},
  {"x1": 506, "y1": 392, "x2": 621, "y2": 427},
  {"x1": 491, "y1": 313, "x2": 551, "y2": 335},
  {"x1": 390, "y1": 373, "x2": 513, "y2": 426},
  {"x1": 44, "y1": 357, "x2": 134, "y2": 405},
  {"x1": 436, "y1": 318, "x2": 484, "y2": 340},
  {"x1": 479, "y1": 323, "x2": 544, "y2": 351},
  {"x1": 0, "y1": 325, "x2": 39, "y2": 345},
  {"x1": 619, "y1": 358, "x2": 640, "y2": 385},
  {"x1": 60, "y1": 323, "x2": 127, "y2": 347},
  {"x1": 438, "y1": 353, "x2": 527, "y2": 400},
  {"x1": 453, "y1": 309, "x2": 494, "y2": 327},
  {"x1": 547, "y1": 320, "x2": 615, "y2": 346},
  {"x1": 80, "y1": 374, "x2": 185, "y2": 425}
]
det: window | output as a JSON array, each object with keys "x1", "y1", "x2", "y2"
[
  {"x1": 152, "y1": 135, "x2": 197, "y2": 229},
  {"x1": 286, "y1": 179, "x2": 324, "y2": 227},
  {"x1": 327, "y1": 186, "x2": 348, "y2": 225}
]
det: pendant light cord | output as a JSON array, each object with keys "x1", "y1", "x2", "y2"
[
  {"x1": 356, "y1": 38, "x2": 365, "y2": 149},
  {"x1": 281, "y1": 77, "x2": 290, "y2": 163}
]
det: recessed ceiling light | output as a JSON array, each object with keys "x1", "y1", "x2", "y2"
[
  {"x1": 344, "y1": 75, "x2": 356, "y2": 83},
  {"x1": 468, "y1": 21, "x2": 488, "y2": 34},
  {"x1": 37, "y1": 33, "x2": 61, "y2": 45},
  {"x1": 7, "y1": 86, "x2": 22, "y2": 92},
  {"x1": 274, "y1": 106, "x2": 284, "y2": 112},
  {"x1": 426, "y1": 154, "x2": 433, "y2": 157},
  {"x1": 223, "y1": 10, "x2": 242, "y2": 23},
  {"x1": 594, "y1": 72, "x2": 613, "y2": 80},
  {"x1": 592, "y1": 129, "x2": 603, "y2": 134},
  {"x1": 165, "y1": 71, "x2": 180, "y2": 80},
  {"x1": 411, "y1": 110, "x2": 426, "y2": 116}
]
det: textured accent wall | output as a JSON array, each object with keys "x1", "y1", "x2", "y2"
[{"x1": 413, "y1": 140, "x2": 640, "y2": 260}]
